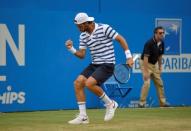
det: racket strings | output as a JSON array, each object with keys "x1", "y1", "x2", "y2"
[{"x1": 114, "y1": 64, "x2": 131, "y2": 84}]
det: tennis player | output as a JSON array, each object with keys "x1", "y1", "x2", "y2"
[{"x1": 65, "y1": 12, "x2": 133, "y2": 124}]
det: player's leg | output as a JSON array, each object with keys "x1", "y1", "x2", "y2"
[
  {"x1": 85, "y1": 76, "x2": 112, "y2": 104},
  {"x1": 68, "y1": 75, "x2": 89, "y2": 124},
  {"x1": 85, "y1": 64, "x2": 118, "y2": 121},
  {"x1": 74, "y1": 75, "x2": 87, "y2": 115},
  {"x1": 68, "y1": 64, "x2": 95, "y2": 124}
]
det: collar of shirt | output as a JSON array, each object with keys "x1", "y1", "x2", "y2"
[
  {"x1": 85, "y1": 23, "x2": 98, "y2": 38},
  {"x1": 153, "y1": 37, "x2": 162, "y2": 46},
  {"x1": 157, "y1": 41, "x2": 161, "y2": 47}
]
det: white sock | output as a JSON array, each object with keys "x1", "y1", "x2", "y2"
[
  {"x1": 99, "y1": 93, "x2": 112, "y2": 105},
  {"x1": 78, "y1": 102, "x2": 87, "y2": 116}
]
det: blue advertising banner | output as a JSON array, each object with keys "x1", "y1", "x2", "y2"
[{"x1": 0, "y1": 0, "x2": 191, "y2": 112}]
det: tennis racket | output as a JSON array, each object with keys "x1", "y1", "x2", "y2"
[{"x1": 113, "y1": 54, "x2": 139, "y2": 84}]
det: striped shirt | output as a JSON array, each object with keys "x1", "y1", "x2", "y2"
[{"x1": 79, "y1": 23, "x2": 118, "y2": 64}]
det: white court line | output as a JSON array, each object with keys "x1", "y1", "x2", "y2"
[{"x1": 0, "y1": 75, "x2": 6, "y2": 81}]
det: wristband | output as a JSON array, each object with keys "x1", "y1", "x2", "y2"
[
  {"x1": 68, "y1": 46, "x2": 77, "y2": 54},
  {"x1": 125, "y1": 50, "x2": 132, "y2": 59}
]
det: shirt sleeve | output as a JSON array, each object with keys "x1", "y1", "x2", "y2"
[
  {"x1": 103, "y1": 24, "x2": 118, "y2": 39},
  {"x1": 79, "y1": 35, "x2": 87, "y2": 49},
  {"x1": 143, "y1": 42, "x2": 151, "y2": 57}
]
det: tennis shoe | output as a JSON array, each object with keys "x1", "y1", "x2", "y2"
[
  {"x1": 104, "y1": 100, "x2": 118, "y2": 121},
  {"x1": 68, "y1": 114, "x2": 89, "y2": 124}
]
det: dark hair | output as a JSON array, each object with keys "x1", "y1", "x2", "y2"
[
  {"x1": 87, "y1": 21, "x2": 93, "y2": 24},
  {"x1": 154, "y1": 26, "x2": 164, "y2": 34}
]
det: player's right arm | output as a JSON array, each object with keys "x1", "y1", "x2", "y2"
[
  {"x1": 74, "y1": 49, "x2": 86, "y2": 59},
  {"x1": 65, "y1": 39, "x2": 86, "y2": 59}
]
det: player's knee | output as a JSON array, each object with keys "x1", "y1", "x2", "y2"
[
  {"x1": 74, "y1": 80, "x2": 78, "y2": 87},
  {"x1": 85, "y1": 80, "x2": 91, "y2": 88},
  {"x1": 85, "y1": 80, "x2": 94, "y2": 88},
  {"x1": 74, "y1": 78, "x2": 84, "y2": 87}
]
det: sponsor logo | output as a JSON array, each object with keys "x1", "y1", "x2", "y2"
[
  {"x1": 0, "y1": 85, "x2": 25, "y2": 104},
  {"x1": 0, "y1": 24, "x2": 26, "y2": 105}
]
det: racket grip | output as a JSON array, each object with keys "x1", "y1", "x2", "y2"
[{"x1": 133, "y1": 54, "x2": 139, "y2": 62}]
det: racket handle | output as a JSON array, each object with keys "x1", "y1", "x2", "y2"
[{"x1": 133, "y1": 54, "x2": 139, "y2": 62}]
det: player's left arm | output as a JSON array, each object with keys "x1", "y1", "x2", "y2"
[{"x1": 115, "y1": 34, "x2": 134, "y2": 67}]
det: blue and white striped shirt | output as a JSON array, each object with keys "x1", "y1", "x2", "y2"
[{"x1": 79, "y1": 23, "x2": 118, "y2": 64}]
